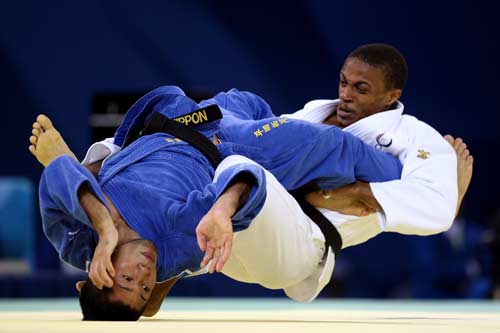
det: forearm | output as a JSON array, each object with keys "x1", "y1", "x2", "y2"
[
  {"x1": 77, "y1": 183, "x2": 115, "y2": 235},
  {"x1": 306, "y1": 181, "x2": 381, "y2": 216},
  {"x1": 370, "y1": 179, "x2": 456, "y2": 235},
  {"x1": 214, "y1": 181, "x2": 251, "y2": 217},
  {"x1": 355, "y1": 182, "x2": 382, "y2": 210}
]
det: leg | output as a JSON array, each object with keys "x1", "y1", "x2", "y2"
[
  {"x1": 444, "y1": 135, "x2": 474, "y2": 216},
  {"x1": 214, "y1": 156, "x2": 326, "y2": 294},
  {"x1": 29, "y1": 114, "x2": 77, "y2": 167}
]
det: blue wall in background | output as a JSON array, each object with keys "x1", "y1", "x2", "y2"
[{"x1": 0, "y1": 0, "x2": 498, "y2": 296}]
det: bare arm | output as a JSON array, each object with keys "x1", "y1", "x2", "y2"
[
  {"x1": 305, "y1": 181, "x2": 381, "y2": 216},
  {"x1": 78, "y1": 184, "x2": 118, "y2": 289}
]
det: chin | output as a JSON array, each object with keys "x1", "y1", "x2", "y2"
[{"x1": 337, "y1": 117, "x2": 356, "y2": 127}]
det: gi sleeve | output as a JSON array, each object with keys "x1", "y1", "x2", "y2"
[
  {"x1": 212, "y1": 155, "x2": 267, "y2": 228},
  {"x1": 39, "y1": 155, "x2": 110, "y2": 270},
  {"x1": 370, "y1": 120, "x2": 458, "y2": 235},
  {"x1": 171, "y1": 155, "x2": 267, "y2": 233}
]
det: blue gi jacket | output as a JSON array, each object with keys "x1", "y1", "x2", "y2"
[{"x1": 39, "y1": 86, "x2": 402, "y2": 281}]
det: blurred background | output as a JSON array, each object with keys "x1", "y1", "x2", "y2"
[{"x1": 0, "y1": 0, "x2": 498, "y2": 299}]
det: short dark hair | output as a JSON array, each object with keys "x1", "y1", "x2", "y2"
[
  {"x1": 347, "y1": 43, "x2": 408, "y2": 90},
  {"x1": 79, "y1": 279, "x2": 145, "y2": 321}
]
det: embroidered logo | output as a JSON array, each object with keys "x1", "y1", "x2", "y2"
[
  {"x1": 253, "y1": 129, "x2": 264, "y2": 137},
  {"x1": 375, "y1": 133, "x2": 392, "y2": 150},
  {"x1": 253, "y1": 117, "x2": 287, "y2": 138},
  {"x1": 417, "y1": 149, "x2": 430, "y2": 159}
]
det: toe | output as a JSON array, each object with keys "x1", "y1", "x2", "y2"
[
  {"x1": 466, "y1": 155, "x2": 474, "y2": 166},
  {"x1": 444, "y1": 135, "x2": 454, "y2": 144},
  {"x1": 29, "y1": 136, "x2": 37, "y2": 144},
  {"x1": 28, "y1": 145, "x2": 36, "y2": 155},
  {"x1": 462, "y1": 148, "x2": 470, "y2": 158},
  {"x1": 458, "y1": 142, "x2": 467, "y2": 154},
  {"x1": 32, "y1": 128, "x2": 40, "y2": 137},
  {"x1": 36, "y1": 114, "x2": 54, "y2": 131},
  {"x1": 454, "y1": 138, "x2": 463, "y2": 150},
  {"x1": 32, "y1": 122, "x2": 42, "y2": 130}
]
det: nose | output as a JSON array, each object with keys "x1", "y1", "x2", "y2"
[{"x1": 339, "y1": 85, "x2": 353, "y2": 102}]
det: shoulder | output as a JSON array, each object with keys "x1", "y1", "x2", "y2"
[
  {"x1": 400, "y1": 114, "x2": 444, "y2": 138},
  {"x1": 399, "y1": 115, "x2": 454, "y2": 155}
]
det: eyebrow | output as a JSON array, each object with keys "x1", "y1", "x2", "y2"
[
  {"x1": 118, "y1": 284, "x2": 132, "y2": 292},
  {"x1": 340, "y1": 71, "x2": 372, "y2": 87}
]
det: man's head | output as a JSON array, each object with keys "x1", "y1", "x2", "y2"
[
  {"x1": 335, "y1": 43, "x2": 408, "y2": 127},
  {"x1": 77, "y1": 239, "x2": 157, "y2": 321}
]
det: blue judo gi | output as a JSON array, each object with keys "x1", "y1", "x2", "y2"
[{"x1": 39, "y1": 86, "x2": 402, "y2": 281}]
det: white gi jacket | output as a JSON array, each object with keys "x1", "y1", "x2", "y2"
[{"x1": 289, "y1": 99, "x2": 458, "y2": 244}]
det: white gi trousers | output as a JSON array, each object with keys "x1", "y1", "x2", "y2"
[{"x1": 214, "y1": 155, "x2": 335, "y2": 302}]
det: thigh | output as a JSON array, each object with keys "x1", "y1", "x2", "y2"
[{"x1": 215, "y1": 155, "x2": 325, "y2": 289}]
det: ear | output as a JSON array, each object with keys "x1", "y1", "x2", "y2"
[
  {"x1": 75, "y1": 280, "x2": 86, "y2": 293},
  {"x1": 387, "y1": 89, "x2": 402, "y2": 105}
]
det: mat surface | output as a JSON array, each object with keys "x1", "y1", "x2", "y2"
[{"x1": 1, "y1": 298, "x2": 499, "y2": 333}]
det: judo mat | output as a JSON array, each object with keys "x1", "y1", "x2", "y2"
[{"x1": 1, "y1": 298, "x2": 499, "y2": 333}]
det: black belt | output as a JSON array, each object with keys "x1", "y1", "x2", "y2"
[
  {"x1": 123, "y1": 105, "x2": 223, "y2": 169},
  {"x1": 290, "y1": 189, "x2": 343, "y2": 257}
]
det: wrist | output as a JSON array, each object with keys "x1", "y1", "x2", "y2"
[
  {"x1": 217, "y1": 182, "x2": 251, "y2": 216},
  {"x1": 355, "y1": 181, "x2": 381, "y2": 210}
]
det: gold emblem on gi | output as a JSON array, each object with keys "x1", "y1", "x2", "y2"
[
  {"x1": 417, "y1": 149, "x2": 430, "y2": 159},
  {"x1": 254, "y1": 117, "x2": 287, "y2": 138}
]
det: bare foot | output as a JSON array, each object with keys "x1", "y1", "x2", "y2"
[
  {"x1": 444, "y1": 134, "x2": 474, "y2": 216},
  {"x1": 28, "y1": 114, "x2": 78, "y2": 167}
]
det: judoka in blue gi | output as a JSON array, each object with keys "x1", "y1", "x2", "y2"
[{"x1": 29, "y1": 86, "x2": 402, "y2": 320}]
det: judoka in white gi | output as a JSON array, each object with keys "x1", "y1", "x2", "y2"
[{"x1": 290, "y1": 43, "x2": 473, "y2": 247}]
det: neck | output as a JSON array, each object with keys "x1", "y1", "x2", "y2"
[
  {"x1": 323, "y1": 109, "x2": 344, "y2": 128},
  {"x1": 114, "y1": 218, "x2": 141, "y2": 243}
]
